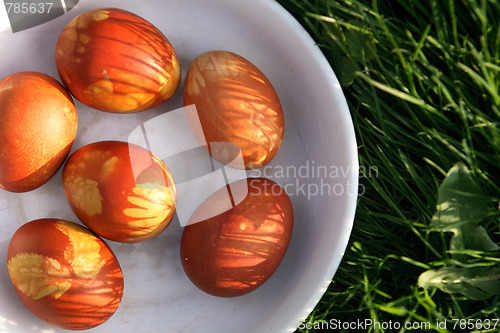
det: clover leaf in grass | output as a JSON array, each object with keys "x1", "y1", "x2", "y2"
[
  {"x1": 430, "y1": 162, "x2": 498, "y2": 258},
  {"x1": 418, "y1": 266, "x2": 500, "y2": 301},
  {"x1": 321, "y1": 19, "x2": 376, "y2": 87},
  {"x1": 418, "y1": 162, "x2": 499, "y2": 300}
]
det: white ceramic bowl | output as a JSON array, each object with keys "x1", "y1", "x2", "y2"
[{"x1": 0, "y1": 0, "x2": 358, "y2": 332}]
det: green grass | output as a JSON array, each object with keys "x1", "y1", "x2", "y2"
[{"x1": 276, "y1": 0, "x2": 500, "y2": 332}]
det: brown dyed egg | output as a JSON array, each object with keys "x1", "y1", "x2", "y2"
[
  {"x1": 183, "y1": 51, "x2": 284, "y2": 169},
  {"x1": 7, "y1": 218, "x2": 124, "y2": 330},
  {"x1": 62, "y1": 141, "x2": 176, "y2": 243},
  {"x1": 0, "y1": 71, "x2": 77, "y2": 193},
  {"x1": 180, "y1": 177, "x2": 293, "y2": 297},
  {"x1": 55, "y1": 7, "x2": 181, "y2": 113}
]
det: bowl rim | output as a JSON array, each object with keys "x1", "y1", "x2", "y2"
[{"x1": 262, "y1": 0, "x2": 359, "y2": 330}]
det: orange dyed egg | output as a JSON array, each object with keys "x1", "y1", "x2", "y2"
[
  {"x1": 0, "y1": 71, "x2": 77, "y2": 193},
  {"x1": 62, "y1": 141, "x2": 176, "y2": 243},
  {"x1": 180, "y1": 177, "x2": 293, "y2": 297},
  {"x1": 183, "y1": 51, "x2": 284, "y2": 169},
  {"x1": 55, "y1": 7, "x2": 181, "y2": 113},
  {"x1": 7, "y1": 218, "x2": 124, "y2": 330}
]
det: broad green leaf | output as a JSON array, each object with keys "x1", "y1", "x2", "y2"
[
  {"x1": 320, "y1": 19, "x2": 376, "y2": 87},
  {"x1": 431, "y1": 162, "x2": 498, "y2": 259},
  {"x1": 418, "y1": 266, "x2": 500, "y2": 300},
  {"x1": 344, "y1": 28, "x2": 377, "y2": 63},
  {"x1": 330, "y1": 54, "x2": 357, "y2": 86},
  {"x1": 450, "y1": 223, "x2": 499, "y2": 256},
  {"x1": 432, "y1": 162, "x2": 491, "y2": 225}
]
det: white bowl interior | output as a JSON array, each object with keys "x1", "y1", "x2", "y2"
[{"x1": 0, "y1": 1, "x2": 358, "y2": 332}]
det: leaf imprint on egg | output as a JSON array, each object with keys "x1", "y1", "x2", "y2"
[
  {"x1": 56, "y1": 221, "x2": 106, "y2": 280},
  {"x1": 7, "y1": 253, "x2": 72, "y2": 300},
  {"x1": 123, "y1": 184, "x2": 175, "y2": 237}
]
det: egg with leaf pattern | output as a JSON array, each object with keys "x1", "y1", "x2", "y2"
[
  {"x1": 7, "y1": 218, "x2": 124, "y2": 330},
  {"x1": 55, "y1": 7, "x2": 181, "y2": 113},
  {"x1": 62, "y1": 141, "x2": 177, "y2": 243},
  {"x1": 183, "y1": 51, "x2": 284, "y2": 169},
  {"x1": 180, "y1": 177, "x2": 293, "y2": 297}
]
